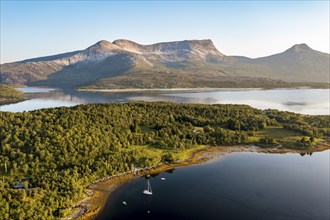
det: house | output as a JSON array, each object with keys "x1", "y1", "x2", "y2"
[{"x1": 13, "y1": 183, "x2": 25, "y2": 189}]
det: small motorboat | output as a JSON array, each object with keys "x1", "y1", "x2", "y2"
[
  {"x1": 161, "y1": 177, "x2": 165, "y2": 181},
  {"x1": 122, "y1": 201, "x2": 127, "y2": 206}
]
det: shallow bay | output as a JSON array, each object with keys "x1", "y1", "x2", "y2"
[{"x1": 97, "y1": 150, "x2": 330, "y2": 220}]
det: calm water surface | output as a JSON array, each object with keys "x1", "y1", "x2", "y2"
[
  {"x1": 0, "y1": 87, "x2": 329, "y2": 115},
  {"x1": 97, "y1": 150, "x2": 330, "y2": 220}
]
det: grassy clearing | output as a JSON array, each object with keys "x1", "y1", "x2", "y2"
[
  {"x1": 169, "y1": 145, "x2": 207, "y2": 161},
  {"x1": 249, "y1": 126, "x2": 304, "y2": 144},
  {"x1": 255, "y1": 126, "x2": 300, "y2": 138},
  {"x1": 194, "y1": 126, "x2": 204, "y2": 132},
  {"x1": 249, "y1": 125, "x2": 322, "y2": 147},
  {"x1": 248, "y1": 126, "x2": 302, "y2": 142},
  {"x1": 140, "y1": 126, "x2": 156, "y2": 134},
  {"x1": 126, "y1": 144, "x2": 207, "y2": 163}
]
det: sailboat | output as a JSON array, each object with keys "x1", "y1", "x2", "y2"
[{"x1": 143, "y1": 179, "x2": 153, "y2": 195}]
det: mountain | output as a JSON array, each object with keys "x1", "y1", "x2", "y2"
[
  {"x1": 230, "y1": 43, "x2": 330, "y2": 82},
  {"x1": 0, "y1": 40, "x2": 329, "y2": 89}
]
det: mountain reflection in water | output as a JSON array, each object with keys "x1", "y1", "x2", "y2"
[{"x1": 0, "y1": 88, "x2": 329, "y2": 115}]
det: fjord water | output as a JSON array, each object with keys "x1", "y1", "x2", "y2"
[
  {"x1": 0, "y1": 88, "x2": 329, "y2": 115},
  {"x1": 97, "y1": 150, "x2": 330, "y2": 220}
]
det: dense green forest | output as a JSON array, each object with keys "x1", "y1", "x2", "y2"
[
  {"x1": 0, "y1": 102, "x2": 329, "y2": 219},
  {"x1": 0, "y1": 84, "x2": 26, "y2": 105}
]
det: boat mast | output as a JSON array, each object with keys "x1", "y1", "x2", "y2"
[{"x1": 148, "y1": 179, "x2": 152, "y2": 192}]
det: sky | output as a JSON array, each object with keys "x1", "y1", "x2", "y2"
[{"x1": 0, "y1": 1, "x2": 329, "y2": 64}]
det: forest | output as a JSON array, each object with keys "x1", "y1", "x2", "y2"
[{"x1": 0, "y1": 102, "x2": 329, "y2": 219}]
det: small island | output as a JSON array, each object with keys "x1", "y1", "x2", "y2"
[{"x1": 0, "y1": 102, "x2": 329, "y2": 219}]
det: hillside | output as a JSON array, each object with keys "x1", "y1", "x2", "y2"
[
  {"x1": 228, "y1": 44, "x2": 330, "y2": 82},
  {"x1": 0, "y1": 84, "x2": 26, "y2": 105},
  {"x1": 0, "y1": 39, "x2": 329, "y2": 89}
]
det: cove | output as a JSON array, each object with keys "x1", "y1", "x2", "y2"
[{"x1": 97, "y1": 150, "x2": 330, "y2": 220}]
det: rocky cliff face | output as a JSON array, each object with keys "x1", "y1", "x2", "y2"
[
  {"x1": 0, "y1": 39, "x2": 225, "y2": 85},
  {"x1": 23, "y1": 39, "x2": 224, "y2": 65},
  {"x1": 0, "y1": 39, "x2": 329, "y2": 87}
]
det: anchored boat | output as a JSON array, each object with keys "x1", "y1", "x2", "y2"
[{"x1": 143, "y1": 179, "x2": 153, "y2": 195}]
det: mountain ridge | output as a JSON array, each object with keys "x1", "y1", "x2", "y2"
[{"x1": 0, "y1": 39, "x2": 329, "y2": 88}]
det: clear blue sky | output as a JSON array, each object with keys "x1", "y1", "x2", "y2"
[{"x1": 1, "y1": 1, "x2": 329, "y2": 63}]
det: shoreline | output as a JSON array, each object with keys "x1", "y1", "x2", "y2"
[
  {"x1": 77, "y1": 87, "x2": 260, "y2": 93},
  {"x1": 67, "y1": 142, "x2": 330, "y2": 220},
  {"x1": 76, "y1": 86, "x2": 323, "y2": 93},
  {"x1": 0, "y1": 98, "x2": 27, "y2": 106}
]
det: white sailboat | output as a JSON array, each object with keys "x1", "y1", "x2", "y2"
[{"x1": 143, "y1": 179, "x2": 153, "y2": 195}]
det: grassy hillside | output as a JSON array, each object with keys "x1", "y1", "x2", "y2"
[
  {"x1": 80, "y1": 67, "x2": 330, "y2": 89},
  {"x1": 0, "y1": 84, "x2": 25, "y2": 105}
]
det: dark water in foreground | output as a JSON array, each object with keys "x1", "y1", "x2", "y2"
[{"x1": 97, "y1": 150, "x2": 330, "y2": 220}]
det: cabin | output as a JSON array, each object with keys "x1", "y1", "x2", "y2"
[
  {"x1": 13, "y1": 183, "x2": 25, "y2": 189},
  {"x1": 132, "y1": 164, "x2": 141, "y2": 175}
]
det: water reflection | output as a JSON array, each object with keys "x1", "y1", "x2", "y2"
[
  {"x1": 0, "y1": 99, "x2": 76, "y2": 112},
  {"x1": 0, "y1": 87, "x2": 329, "y2": 115},
  {"x1": 165, "y1": 168, "x2": 175, "y2": 174},
  {"x1": 97, "y1": 150, "x2": 330, "y2": 220},
  {"x1": 161, "y1": 89, "x2": 330, "y2": 115},
  {"x1": 300, "y1": 152, "x2": 313, "y2": 157},
  {"x1": 17, "y1": 87, "x2": 58, "y2": 93},
  {"x1": 284, "y1": 101, "x2": 307, "y2": 106},
  {"x1": 24, "y1": 90, "x2": 88, "y2": 104}
]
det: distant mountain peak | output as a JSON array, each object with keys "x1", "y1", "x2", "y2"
[
  {"x1": 289, "y1": 43, "x2": 312, "y2": 52},
  {"x1": 113, "y1": 39, "x2": 140, "y2": 46},
  {"x1": 87, "y1": 40, "x2": 120, "y2": 52},
  {"x1": 96, "y1": 39, "x2": 111, "y2": 45},
  {"x1": 112, "y1": 39, "x2": 144, "y2": 53}
]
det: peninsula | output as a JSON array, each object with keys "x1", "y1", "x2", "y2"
[{"x1": 0, "y1": 102, "x2": 329, "y2": 219}]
